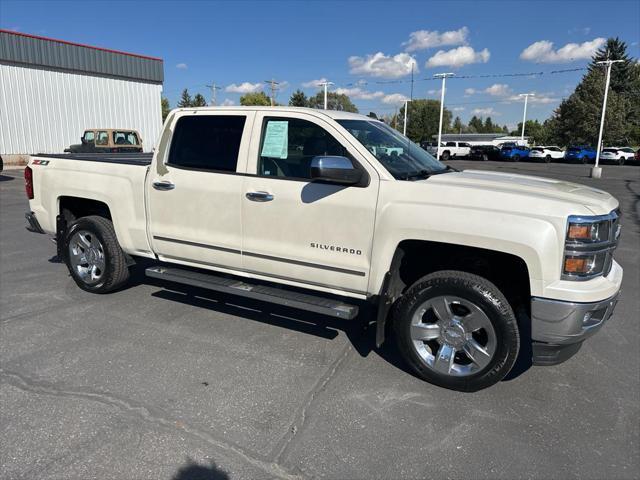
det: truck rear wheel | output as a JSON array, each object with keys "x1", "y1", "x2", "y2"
[
  {"x1": 441, "y1": 151, "x2": 450, "y2": 161},
  {"x1": 392, "y1": 270, "x2": 519, "y2": 391},
  {"x1": 63, "y1": 215, "x2": 130, "y2": 293}
]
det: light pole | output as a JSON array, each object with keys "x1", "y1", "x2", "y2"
[
  {"x1": 318, "y1": 81, "x2": 334, "y2": 110},
  {"x1": 434, "y1": 73, "x2": 454, "y2": 160},
  {"x1": 403, "y1": 100, "x2": 409, "y2": 136},
  {"x1": 518, "y1": 93, "x2": 535, "y2": 144},
  {"x1": 592, "y1": 59, "x2": 624, "y2": 179}
]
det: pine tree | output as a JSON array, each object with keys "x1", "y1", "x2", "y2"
[
  {"x1": 452, "y1": 116, "x2": 464, "y2": 134},
  {"x1": 289, "y1": 89, "x2": 308, "y2": 107},
  {"x1": 177, "y1": 89, "x2": 193, "y2": 108},
  {"x1": 590, "y1": 37, "x2": 633, "y2": 93},
  {"x1": 192, "y1": 93, "x2": 207, "y2": 107},
  {"x1": 161, "y1": 97, "x2": 171, "y2": 121}
]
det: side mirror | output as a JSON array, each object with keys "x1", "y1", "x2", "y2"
[
  {"x1": 81, "y1": 137, "x2": 87, "y2": 144},
  {"x1": 310, "y1": 156, "x2": 362, "y2": 185}
]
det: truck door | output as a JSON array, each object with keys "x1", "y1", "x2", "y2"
[
  {"x1": 240, "y1": 112, "x2": 379, "y2": 295},
  {"x1": 146, "y1": 111, "x2": 254, "y2": 271}
]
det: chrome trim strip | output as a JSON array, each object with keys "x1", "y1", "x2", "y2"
[
  {"x1": 159, "y1": 254, "x2": 368, "y2": 296},
  {"x1": 153, "y1": 236, "x2": 366, "y2": 277}
]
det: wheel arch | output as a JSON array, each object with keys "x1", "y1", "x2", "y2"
[{"x1": 374, "y1": 239, "x2": 533, "y2": 347}]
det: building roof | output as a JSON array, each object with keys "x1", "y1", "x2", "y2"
[
  {"x1": 432, "y1": 133, "x2": 530, "y2": 142},
  {"x1": 0, "y1": 29, "x2": 163, "y2": 84}
]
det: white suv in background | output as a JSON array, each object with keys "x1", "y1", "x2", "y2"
[
  {"x1": 600, "y1": 147, "x2": 635, "y2": 165},
  {"x1": 529, "y1": 146, "x2": 565, "y2": 163}
]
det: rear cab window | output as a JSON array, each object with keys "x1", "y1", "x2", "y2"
[
  {"x1": 168, "y1": 115, "x2": 247, "y2": 172},
  {"x1": 113, "y1": 131, "x2": 139, "y2": 146}
]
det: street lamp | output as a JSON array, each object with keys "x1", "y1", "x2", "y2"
[
  {"x1": 318, "y1": 81, "x2": 334, "y2": 110},
  {"x1": 518, "y1": 93, "x2": 535, "y2": 144},
  {"x1": 591, "y1": 59, "x2": 624, "y2": 179},
  {"x1": 433, "y1": 73, "x2": 454, "y2": 160},
  {"x1": 403, "y1": 99, "x2": 409, "y2": 136}
]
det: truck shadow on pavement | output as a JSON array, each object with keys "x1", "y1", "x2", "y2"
[
  {"x1": 130, "y1": 262, "x2": 532, "y2": 385},
  {"x1": 171, "y1": 458, "x2": 229, "y2": 480}
]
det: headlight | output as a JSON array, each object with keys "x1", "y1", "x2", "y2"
[{"x1": 562, "y1": 210, "x2": 620, "y2": 281}]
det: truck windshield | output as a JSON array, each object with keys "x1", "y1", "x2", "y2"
[{"x1": 336, "y1": 120, "x2": 447, "y2": 180}]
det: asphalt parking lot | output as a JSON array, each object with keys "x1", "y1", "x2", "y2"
[{"x1": 1, "y1": 161, "x2": 639, "y2": 480}]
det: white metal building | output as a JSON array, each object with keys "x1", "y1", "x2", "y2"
[{"x1": 0, "y1": 29, "x2": 163, "y2": 155}]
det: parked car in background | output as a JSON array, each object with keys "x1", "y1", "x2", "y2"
[
  {"x1": 420, "y1": 141, "x2": 438, "y2": 153},
  {"x1": 500, "y1": 145, "x2": 529, "y2": 161},
  {"x1": 437, "y1": 141, "x2": 471, "y2": 160},
  {"x1": 0, "y1": 154, "x2": 3, "y2": 173},
  {"x1": 565, "y1": 146, "x2": 596, "y2": 164},
  {"x1": 65, "y1": 129, "x2": 143, "y2": 153},
  {"x1": 636, "y1": 148, "x2": 640, "y2": 163},
  {"x1": 529, "y1": 146, "x2": 565, "y2": 163},
  {"x1": 599, "y1": 147, "x2": 635, "y2": 165},
  {"x1": 469, "y1": 144, "x2": 501, "y2": 161}
]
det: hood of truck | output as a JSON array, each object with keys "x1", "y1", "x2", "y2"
[{"x1": 422, "y1": 169, "x2": 618, "y2": 215}]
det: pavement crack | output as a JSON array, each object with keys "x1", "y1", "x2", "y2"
[
  {"x1": 271, "y1": 342, "x2": 354, "y2": 464},
  {"x1": 0, "y1": 368, "x2": 301, "y2": 480}
]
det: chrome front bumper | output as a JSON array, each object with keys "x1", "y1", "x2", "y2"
[{"x1": 531, "y1": 291, "x2": 620, "y2": 345}]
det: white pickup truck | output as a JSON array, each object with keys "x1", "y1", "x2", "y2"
[
  {"x1": 25, "y1": 107, "x2": 623, "y2": 391},
  {"x1": 425, "y1": 141, "x2": 471, "y2": 160}
]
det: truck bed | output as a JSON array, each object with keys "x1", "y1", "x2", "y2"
[{"x1": 35, "y1": 152, "x2": 153, "y2": 166}]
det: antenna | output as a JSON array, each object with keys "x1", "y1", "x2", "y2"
[{"x1": 264, "y1": 78, "x2": 280, "y2": 106}]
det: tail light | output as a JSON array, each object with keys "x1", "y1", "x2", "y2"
[{"x1": 24, "y1": 166, "x2": 34, "y2": 199}]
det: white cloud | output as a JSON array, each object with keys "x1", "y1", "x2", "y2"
[
  {"x1": 175, "y1": 63, "x2": 188, "y2": 69},
  {"x1": 382, "y1": 93, "x2": 409, "y2": 105},
  {"x1": 348, "y1": 52, "x2": 418, "y2": 78},
  {"x1": 426, "y1": 46, "x2": 490, "y2": 68},
  {"x1": 485, "y1": 83, "x2": 512, "y2": 96},
  {"x1": 452, "y1": 107, "x2": 465, "y2": 112},
  {"x1": 568, "y1": 26, "x2": 591, "y2": 35},
  {"x1": 225, "y1": 82, "x2": 263, "y2": 94},
  {"x1": 426, "y1": 88, "x2": 442, "y2": 96},
  {"x1": 472, "y1": 107, "x2": 500, "y2": 116},
  {"x1": 301, "y1": 78, "x2": 328, "y2": 88},
  {"x1": 520, "y1": 38, "x2": 605, "y2": 63},
  {"x1": 403, "y1": 27, "x2": 469, "y2": 52},
  {"x1": 334, "y1": 87, "x2": 385, "y2": 100},
  {"x1": 505, "y1": 92, "x2": 559, "y2": 105},
  {"x1": 464, "y1": 88, "x2": 477, "y2": 96},
  {"x1": 221, "y1": 99, "x2": 235, "y2": 106}
]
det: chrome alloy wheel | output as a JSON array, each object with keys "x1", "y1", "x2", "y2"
[
  {"x1": 410, "y1": 295, "x2": 497, "y2": 376},
  {"x1": 68, "y1": 230, "x2": 105, "y2": 285}
]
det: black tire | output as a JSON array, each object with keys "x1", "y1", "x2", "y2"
[
  {"x1": 63, "y1": 215, "x2": 130, "y2": 293},
  {"x1": 512, "y1": 154, "x2": 520, "y2": 162},
  {"x1": 392, "y1": 270, "x2": 519, "y2": 392},
  {"x1": 581, "y1": 156, "x2": 589, "y2": 164},
  {"x1": 441, "y1": 151, "x2": 450, "y2": 161},
  {"x1": 545, "y1": 155, "x2": 552, "y2": 163},
  {"x1": 618, "y1": 157, "x2": 625, "y2": 166}
]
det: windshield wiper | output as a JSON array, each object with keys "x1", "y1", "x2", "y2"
[{"x1": 400, "y1": 165, "x2": 459, "y2": 181}]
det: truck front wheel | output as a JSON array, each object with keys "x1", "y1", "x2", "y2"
[
  {"x1": 393, "y1": 270, "x2": 519, "y2": 391},
  {"x1": 63, "y1": 215, "x2": 130, "y2": 293}
]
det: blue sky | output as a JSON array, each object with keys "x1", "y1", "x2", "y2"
[{"x1": 2, "y1": 0, "x2": 639, "y2": 128}]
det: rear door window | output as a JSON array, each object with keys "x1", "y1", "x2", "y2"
[
  {"x1": 168, "y1": 115, "x2": 246, "y2": 172},
  {"x1": 113, "y1": 131, "x2": 139, "y2": 145}
]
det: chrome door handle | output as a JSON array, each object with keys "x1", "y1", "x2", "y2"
[
  {"x1": 152, "y1": 180, "x2": 175, "y2": 191},
  {"x1": 246, "y1": 191, "x2": 274, "y2": 202}
]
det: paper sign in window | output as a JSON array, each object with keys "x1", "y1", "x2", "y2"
[{"x1": 261, "y1": 121, "x2": 288, "y2": 159}]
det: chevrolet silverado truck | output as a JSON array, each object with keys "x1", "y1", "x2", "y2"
[{"x1": 24, "y1": 107, "x2": 623, "y2": 391}]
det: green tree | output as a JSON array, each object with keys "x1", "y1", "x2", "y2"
[
  {"x1": 452, "y1": 116, "x2": 464, "y2": 134},
  {"x1": 308, "y1": 92, "x2": 358, "y2": 112},
  {"x1": 398, "y1": 99, "x2": 451, "y2": 143},
  {"x1": 289, "y1": 89, "x2": 308, "y2": 107},
  {"x1": 192, "y1": 93, "x2": 207, "y2": 107},
  {"x1": 510, "y1": 120, "x2": 549, "y2": 145},
  {"x1": 240, "y1": 91, "x2": 272, "y2": 106},
  {"x1": 177, "y1": 89, "x2": 193, "y2": 108},
  {"x1": 467, "y1": 115, "x2": 484, "y2": 134},
  {"x1": 547, "y1": 37, "x2": 637, "y2": 147},
  {"x1": 161, "y1": 96, "x2": 171, "y2": 122}
]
